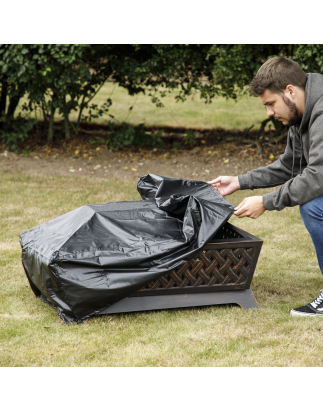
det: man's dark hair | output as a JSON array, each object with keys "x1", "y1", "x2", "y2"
[{"x1": 249, "y1": 57, "x2": 307, "y2": 97}]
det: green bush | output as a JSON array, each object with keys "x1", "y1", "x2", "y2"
[
  {"x1": 91, "y1": 122, "x2": 163, "y2": 150},
  {"x1": 184, "y1": 130, "x2": 197, "y2": 147},
  {"x1": 2, "y1": 44, "x2": 323, "y2": 151},
  {"x1": 0, "y1": 115, "x2": 35, "y2": 152}
]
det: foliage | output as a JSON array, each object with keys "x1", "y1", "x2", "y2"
[
  {"x1": 1, "y1": 44, "x2": 323, "y2": 151},
  {"x1": 0, "y1": 44, "x2": 113, "y2": 145},
  {"x1": 91, "y1": 122, "x2": 164, "y2": 150},
  {"x1": 0, "y1": 44, "x2": 37, "y2": 150},
  {"x1": 81, "y1": 99, "x2": 112, "y2": 123},
  {"x1": 108, "y1": 123, "x2": 164, "y2": 150},
  {"x1": 172, "y1": 141, "x2": 182, "y2": 150},
  {"x1": 0, "y1": 114, "x2": 36, "y2": 152},
  {"x1": 184, "y1": 130, "x2": 197, "y2": 147},
  {"x1": 294, "y1": 44, "x2": 323, "y2": 74},
  {"x1": 201, "y1": 45, "x2": 295, "y2": 100}
]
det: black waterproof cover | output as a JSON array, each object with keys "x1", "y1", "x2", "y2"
[{"x1": 20, "y1": 174, "x2": 235, "y2": 322}]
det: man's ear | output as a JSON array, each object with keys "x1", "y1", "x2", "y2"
[{"x1": 285, "y1": 84, "x2": 297, "y2": 99}]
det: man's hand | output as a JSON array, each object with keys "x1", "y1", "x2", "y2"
[
  {"x1": 207, "y1": 176, "x2": 240, "y2": 196},
  {"x1": 234, "y1": 196, "x2": 265, "y2": 219}
]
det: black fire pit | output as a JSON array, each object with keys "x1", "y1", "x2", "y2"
[
  {"x1": 21, "y1": 173, "x2": 262, "y2": 323},
  {"x1": 100, "y1": 222, "x2": 262, "y2": 315}
]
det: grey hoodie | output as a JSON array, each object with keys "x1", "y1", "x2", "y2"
[{"x1": 238, "y1": 73, "x2": 323, "y2": 211}]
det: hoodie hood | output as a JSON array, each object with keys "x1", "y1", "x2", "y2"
[{"x1": 301, "y1": 73, "x2": 323, "y2": 131}]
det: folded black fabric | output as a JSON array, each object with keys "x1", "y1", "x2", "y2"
[{"x1": 20, "y1": 174, "x2": 235, "y2": 323}]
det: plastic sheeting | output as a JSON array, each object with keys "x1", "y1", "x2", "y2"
[{"x1": 20, "y1": 174, "x2": 235, "y2": 323}]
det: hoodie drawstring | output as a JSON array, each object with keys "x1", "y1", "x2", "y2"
[
  {"x1": 291, "y1": 132, "x2": 303, "y2": 179},
  {"x1": 292, "y1": 136, "x2": 295, "y2": 179},
  {"x1": 299, "y1": 135, "x2": 303, "y2": 175}
]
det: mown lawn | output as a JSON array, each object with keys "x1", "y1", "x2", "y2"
[
  {"x1": 19, "y1": 82, "x2": 269, "y2": 131},
  {"x1": 1, "y1": 169, "x2": 323, "y2": 367}
]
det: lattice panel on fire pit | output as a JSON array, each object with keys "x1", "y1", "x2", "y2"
[
  {"x1": 140, "y1": 247, "x2": 255, "y2": 291},
  {"x1": 212, "y1": 223, "x2": 243, "y2": 240}
]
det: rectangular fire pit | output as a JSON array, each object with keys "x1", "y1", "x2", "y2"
[{"x1": 100, "y1": 222, "x2": 262, "y2": 315}]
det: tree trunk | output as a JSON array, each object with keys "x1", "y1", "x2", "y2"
[
  {"x1": 75, "y1": 95, "x2": 86, "y2": 136},
  {"x1": 47, "y1": 104, "x2": 56, "y2": 144},
  {"x1": 41, "y1": 99, "x2": 48, "y2": 136},
  {"x1": 0, "y1": 78, "x2": 8, "y2": 131},
  {"x1": 75, "y1": 80, "x2": 107, "y2": 136},
  {"x1": 7, "y1": 94, "x2": 21, "y2": 119},
  {"x1": 0, "y1": 77, "x2": 8, "y2": 117},
  {"x1": 64, "y1": 112, "x2": 70, "y2": 140}
]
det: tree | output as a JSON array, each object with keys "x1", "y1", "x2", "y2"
[{"x1": 1, "y1": 44, "x2": 323, "y2": 151}]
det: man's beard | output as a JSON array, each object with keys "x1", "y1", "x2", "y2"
[{"x1": 282, "y1": 94, "x2": 303, "y2": 127}]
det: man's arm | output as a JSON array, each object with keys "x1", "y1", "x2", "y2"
[
  {"x1": 207, "y1": 126, "x2": 305, "y2": 217},
  {"x1": 207, "y1": 176, "x2": 240, "y2": 196},
  {"x1": 207, "y1": 176, "x2": 266, "y2": 219},
  {"x1": 207, "y1": 128, "x2": 297, "y2": 218},
  {"x1": 234, "y1": 196, "x2": 266, "y2": 219},
  {"x1": 208, "y1": 127, "x2": 297, "y2": 196},
  {"x1": 262, "y1": 113, "x2": 323, "y2": 210},
  {"x1": 238, "y1": 127, "x2": 298, "y2": 192}
]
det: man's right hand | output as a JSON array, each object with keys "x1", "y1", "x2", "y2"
[{"x1": 207, "y1": 176, "x2": 240, "y2": 196}]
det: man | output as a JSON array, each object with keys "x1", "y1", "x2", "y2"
[{"x1": 207, "y1": 56, "x2": 323, "y2": 317}]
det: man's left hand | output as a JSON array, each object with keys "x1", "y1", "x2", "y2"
[{"x1": 234, "y1": 196, "x2": 265, "y2": 219}]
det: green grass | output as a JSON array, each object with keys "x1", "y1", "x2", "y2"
[
  {"x1": 1, "y1": 170, "x2": 323, "y2": 367},
  {"x1": 19, "y1": 83, "x2": 269, "y2": 131}
]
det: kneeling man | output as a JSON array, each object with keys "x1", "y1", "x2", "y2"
[{"x1": 208, "y1": 57, "x2": 323, "y2": 317}]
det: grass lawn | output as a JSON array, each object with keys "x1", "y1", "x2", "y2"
[
  {"x1": 19, "y1": 82, "x2": 269, "y2": 131},
  {"x1": 1, "y1": 169, "x2": 323, "y2": 367}
]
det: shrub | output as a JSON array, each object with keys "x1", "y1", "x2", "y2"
[{"x1": 91, "y1": 123, "x2": 164, "y2": 150}]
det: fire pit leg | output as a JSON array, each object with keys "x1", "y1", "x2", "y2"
[
  {"x1": 99, "y1": 288, "x2": 259, "y2": 315},
  {"x1": 232, "y1": 289, "x2": 259, "y2": 310}
]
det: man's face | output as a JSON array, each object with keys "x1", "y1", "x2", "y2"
[{"x1": 259, "y1": 89, "x2": 302, "y2": 127}]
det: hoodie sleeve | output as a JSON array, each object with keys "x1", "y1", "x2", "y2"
[
  {"x1": 238, "y1": 127, "x2": 300, "y2": 197},
  {"x1": 261, "y1": 113, "x2": 323, "y2": 210},
  {"x1": 239, "y1": 114, "x2": 323, "y2": 211}
]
